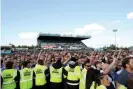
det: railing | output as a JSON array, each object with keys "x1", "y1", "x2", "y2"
[{"x1": 38, "y1": 33, "x2": 91, "y2": 38}]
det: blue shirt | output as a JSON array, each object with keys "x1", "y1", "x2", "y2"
[
  {"x1": 116, "y1": 69, "x2": 133, "y2": 86},
  {"x1": 1, "y1": 64, "x2": 5, "y2": 71},
  {"x1": 14, "y1": 65, "x2": 20, "y2": 70}
]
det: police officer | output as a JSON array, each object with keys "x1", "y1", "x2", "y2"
[
  {"x1": 1, "y1": 61, "x2": 20, "y2": 89},
  {"x1": 65, "y1": 57, "x2": 81, "y2": 89},
  {"x1": 33, "y1": 59, "x2": 47, "y2": 89},
  {"x1": 19, "y1": 61, "x2": 33, "y2": 89},
  {"x1": 48, "y1": 57, "x2": 67, "y2": 89},
  {"x1": 79, "y1": 59, "x2": 90, "y2": 89}
]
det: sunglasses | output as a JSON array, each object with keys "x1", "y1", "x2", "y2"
[
  {"x1": 118, "y1": 65, "x2": 122, "y2": 66},
  {"x1": 86, "y1": 65, "x2": 91, "y2": 67}
]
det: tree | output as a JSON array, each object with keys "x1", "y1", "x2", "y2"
[
  {"x1": 103, "y1": 46, "x2": 108, "y2": 51},
  {"x1": 9, "y1": 43, "x2": 15, "y2": 48},
  {"x1": 108, "y1": 44, "x2": 116, "y2": 50},
  {"x1": 18, "y1": 45, "x2": 21, "y2": 48},
  {"x1": 103, "y1": 44, "x2": 119, "y2": 51}
]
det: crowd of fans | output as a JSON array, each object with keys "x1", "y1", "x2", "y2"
[
  {"x1": 40, "y1": 42, "x2": 87, "y2": 49},
  {"x1": 1, "y1": 49, "x2": 133, "y2": 89}
]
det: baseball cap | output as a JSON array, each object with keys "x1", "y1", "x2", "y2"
[
  {"x1": 70, "y1": 57, "x2": 77, "y2": 62},
  {"x1": 69, "y1": 61, "x2": 76, "y2": 65}
]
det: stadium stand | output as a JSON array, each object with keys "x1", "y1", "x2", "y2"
[
  {"x1": 1, "y1": 45, "x2": 12, "y2": 54},
  {"x1": 37, "y1": 33, "x2": 91, "y2": 50}
]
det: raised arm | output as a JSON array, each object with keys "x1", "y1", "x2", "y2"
[{"x1": 103, "y1": 50, "x2": 122, "y2": 74}]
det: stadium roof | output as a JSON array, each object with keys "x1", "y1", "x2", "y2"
[
  {"x1": 1, "y1": 45, "x2": 12, "y2": 47},
  {"x1": 37, "y1": 33, "x2": 91, "y2": 41}
]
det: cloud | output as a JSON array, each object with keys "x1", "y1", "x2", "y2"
[
  {"x1": 15, "y1": 39, "x2": 37, "y2": 46},
  {"x1": 17, "y1": 23, "x2": 106, "y2": 46},
  {"x1": 110, "y1": 37, "x2": 121, "y2": 41},
  {"x1": 112, "y1": 20, "x2": 120, "y2": 23},
  {"x1": 127, "y1": 12, "x2": 133, "y2": 19},
  {"x1": 18, "y1": 32, "x2": 39, "y2": 39},
  {"x1": 17, "y1": 32, "x2": 39, "y2": 45},
  {"x1": 74, "y1": 23, "x2": 105, "y2": 36},
  {"x1": 54, "y1": 23, "x2": 105, "y2": 37},
  {"x1": 82, "y1": 35, "x2": 122, "y2": 48},
  {"x1": 61, "y1": 32, "x2": 74, "y2": 36}
]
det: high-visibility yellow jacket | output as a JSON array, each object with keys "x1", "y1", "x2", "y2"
[
  {"x1": 79, "y1": 68, "x2": 87, "y2": 89},
  {"x1": 65, "y1": 65, "x2": 81, "y2": 86},
  {"x1": 50, "y1": 66, "x2": 63, "y2": 83},
  {"x1": 96, "y1": 85, "x2": 107, "y2": 89},
  {"x1": 2, "y1": 69, "x2": 17, "y2": 89},
  {"x1": 20, "y1": 68, "x2": 33, "y2": 89},
  {"x1": 117, "y1": 85, "x2": 127, "y2": 89},
  {"x1": 34, "y1": 64, "x2": 47, "y2": 86}
]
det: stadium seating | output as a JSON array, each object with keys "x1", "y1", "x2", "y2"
[
  {"x1": 37, "y1": 33, "x2": 90, "y2": 50},
  {"x1": 40, "y1": 41, "x2": 87, "y2": 50}
]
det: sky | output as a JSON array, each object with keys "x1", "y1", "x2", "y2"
[{"x1": 1, "y1": 0, "x2": 133, "y2": 48}]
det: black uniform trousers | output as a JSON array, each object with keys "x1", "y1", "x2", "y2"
[
  {"x1": 33, "y1": 84, "x2": 47, "y2": 89},
  {"x1": 50, "y1": 82, "x2": 63, "y2": 89},
  {"x1": 66, "y1": 84, "x2": 79, "y2": 89}
]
